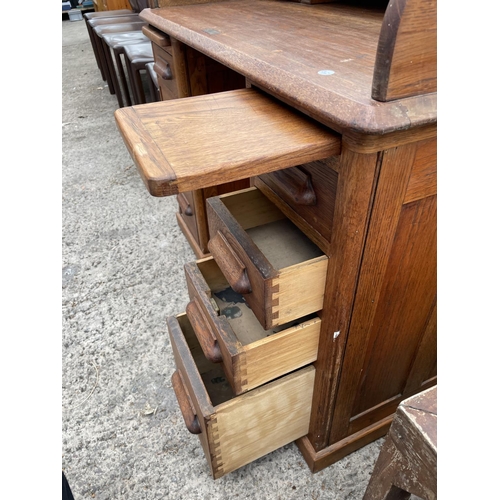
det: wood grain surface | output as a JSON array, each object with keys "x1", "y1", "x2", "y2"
[
  {"x1": 140, "y1": 1, "x2": 437, "y2": 134},
  {"x1": 372, "y1": 0, "x2": 437, "y2": 101},
  {"x1": 115, "y1": 88, "x2": 341, "y2": 196}
]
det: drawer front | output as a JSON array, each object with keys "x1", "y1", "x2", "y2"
[
  {"x1": 142, "y1": 25, "x2": 171, "y2": 51},
  {"x1": 168, "y1": 313, "x2": 315, "y2": 479},
  {"x1": 184, "y1": 256, "x2": 321, "y2": 394},
  {"x1": 255, "y1": 158, "x2": 339, "y2": 254},
  {"x1": 152, "y1": 44, "x2": 178, "y2": 100},
  {"x1": 206, "y1": 187, "x2": 328, "y2": 329},
  {"x1": 177, "y1": 191, "x2": 199, "y2": 245}
]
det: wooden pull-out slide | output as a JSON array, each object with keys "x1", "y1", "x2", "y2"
[{"x1": 114, "y1": 88, "x2": 341, "y2": 197}]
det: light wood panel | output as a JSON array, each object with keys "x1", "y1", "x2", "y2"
[
  {"x1": 213, "y1": 365, "x2": 315, "y2": 478},
  {"x1": 168, "y1": 312, "x2": 316, "y2": 479},
  {"x1": 207, "y1": 188, "x2": 328, "y2": 329},
  {"x1": 114, "y1": 88, "x2": 341, "y2": 196},
  {"x1": 184, "y1": 257, "x2": 321, "y2": 394}
]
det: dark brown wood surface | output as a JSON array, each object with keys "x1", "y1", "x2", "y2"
[
  {"x1": 140, "y1": 1, "x2": 436, "y2": 134},
  {"x1": 329, "y1": 137, "x2": 437, "y2": 444},
  {"x1": 307, "y1": 146, "x2": 380, "y2": 451},
  {"x1": 255, "y1": 157, "x2": 340, "y2": 255},
  {"x1": 185, "y1": 45, "x2": 246, "y2": 96}
]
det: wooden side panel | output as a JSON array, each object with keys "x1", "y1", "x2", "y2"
[
  {"x1": 351, "y1": 194, "x2": 437, "y2": 415},
  {"x1": 402, "y1": 299, "x2": 437, "y2": 397},
  {"x1": 329, "y1": 138, "x2": 437, "y2": 444},
  {"x1": 404, "y1": 137, "x2": 437, "y2": 204},
  {"x1": 176, "y1": 212, "x2": 209, "y2": 259},
  {"x1": 213, "y1": 366, "x2": 315, "y2": 478},
  {"x1": 307, "y1": 147, "x2": 380, "y2": 451},
  {"x1": 372, "y1": 0, "x2": 437, "y2": 101},
  {"x1": 177, "y1": 191, "x2": 198, "y2": 245}
]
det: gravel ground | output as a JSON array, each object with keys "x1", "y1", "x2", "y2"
[{"x1": 60, "y1": 14, "x2": 385, "y2": 500}]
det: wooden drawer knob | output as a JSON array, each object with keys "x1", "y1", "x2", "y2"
[
  {"x1": 208, "y1": 231, "x2": 252, "y2": 295},
  {"x1": 177, "y1": 194, "x2": 193, "y2": 216},
  {"x1": 271, "y1": 166, "x2": 317, "y2": 206},
  {"x1": 153, "y1": 60, "x2": 173, "y2": 80},
  {"x1": 186, "y1": 298, "x2": 223, "y2": 364},
  {"x1": 171, "y1": 370, "x2": 201, "y2": 434}
]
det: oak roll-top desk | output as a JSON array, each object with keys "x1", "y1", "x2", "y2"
[{"x1": 115, "y1": 0, "x2": 437, "y2": 478}]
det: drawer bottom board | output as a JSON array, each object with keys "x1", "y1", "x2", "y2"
[{"x1": 246, "y1": 218, "x2": 323, "y2": 270}]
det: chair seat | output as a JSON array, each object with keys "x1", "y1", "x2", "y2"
[
  {"x1": 124, "y1": 42, "x2": 155, "y2": 105},
  {"x1": 95, "y1": 23, "x2": 146, "y2": 106},
  {"x1": 87, "y1": 14, "x2": 142, "y2": 91},
  {"x1": 102, "y1": 32, "x2": 149, "y2": 50},
  {"x1": 101, "y1": 33, "x2": 152, "y2": 107},
  {"x1": 88, "y1": 15, "x2": 141, "y2": 28},
  {"x1": 94, "y1": 23, "x2": 146, "y2": 37},
  {"x1": 145, "y1": 62, "x2": 159, "y2": 89},
  {"x1": 123, "y1": 42, "x2": 154, "y2": 62},
  {"x1": 84, "y1": 9, "x2": 132, "y2": 20}
]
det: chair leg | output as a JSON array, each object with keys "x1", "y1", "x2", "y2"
[
  {"x1": 113, "y1": 49, "x2": 133, "y2": 107},
  {"x1": 363, "y1": 437, "x2": 412, "y2": 500},
  {"x1": 124, "y1": 56, "x2": 140, "y2": 105},
  {"x1": 103, "y1": 43, "x2": 125, "y2": 106},
  {"x1": 85, "y1": 20, "x2": 105, "y2": 81},
  {"x1": 95, "y1": 35, "x2": 115, "y2": 94},
  {"x1": 146, "y1": 72, "x2": 159, "y2": 102},
  {"x1": 132, "y1": 66, "x2": 146, "y2": 104}
]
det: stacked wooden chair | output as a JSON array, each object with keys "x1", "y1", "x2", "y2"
[{"x1": 84, "y1": 0, "x2": 158, "y2": 107}]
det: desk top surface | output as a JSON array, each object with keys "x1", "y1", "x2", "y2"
[{"x1": 140, "y1": 0, "x2": 436, "y2": 135}]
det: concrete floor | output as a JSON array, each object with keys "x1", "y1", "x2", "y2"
[{"x1": 61, "y1": 15, "x2": 387, "y2": 500}]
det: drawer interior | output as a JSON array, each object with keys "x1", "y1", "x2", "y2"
[
  {"x1": 219, "y1": 188, "x2": 324, "y2": 270},
  {"x1": 196, "y1": 258, "x2": 317, "y2": 346},
  {"x1": 177, "y1": 313, "x2": 233, "y2": 407}
]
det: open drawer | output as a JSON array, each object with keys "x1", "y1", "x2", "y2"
[
  {"x1": 168, "y1": 313, "x2": 315, "y2": 479},
  {"x1": 206, "y1": 187, "x2": 328, "y2": 329},
  {"x1": 184, "y1": 256, "x2": 321, "y2": 394}
]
